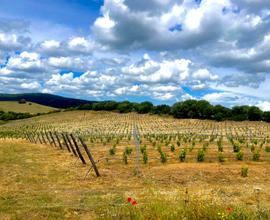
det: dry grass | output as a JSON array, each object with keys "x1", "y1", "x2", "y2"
[
  {"x1": 0, "y1": 101, "x2": 58, "y2": 114},
  {"x1": 1, "y1": 138, "x2": 270, "y2": 219}
]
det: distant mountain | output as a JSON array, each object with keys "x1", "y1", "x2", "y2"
[{"x1": 0, "y1": 93, "x2": 95, "y2": 109}]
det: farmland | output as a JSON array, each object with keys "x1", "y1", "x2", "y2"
[
  {"x1": 1, "y1": 111, "x2": 270, "y2": 219},
  {"x1": 0, "y1": 101, "x2": 58, "y2": 114}
]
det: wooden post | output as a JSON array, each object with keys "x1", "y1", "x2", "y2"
[
  {"x1": 62, "y1": 133, "x2": 71, "y2": 152},
  {"x1": 25, "y1": 132, "x2": 32, "y2": 142},
  {"x1": 55, "y1": 132, "x2": 63, "y2": 149},
  {"x1": 31, "y1": 133, "x2": 37, "y2": 144},
  {"x1": 37, "y1": 133, "x2": 43, "y2": 144},
  {"x1": 78, "y1": 137, "x2": 100, "y2": 177},
  {"x1": 45, "y1": 132, "x2": 53, "y2": 146},
  {"x1": 70, "y1": 134, "x2": 86, "y2": 164},
  {"x1": 65, "y1": 134, "x2": 78, "y2": 157},
  {"x1": 49, "y1": 131, "x2": 57, "y2": 148},
  {"x1": 41, "y1": 132, "x2": 47, "y2": 144}
]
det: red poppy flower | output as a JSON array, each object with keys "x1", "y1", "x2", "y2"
[
  {"x1": 226, "y1": 207, "x2": 233, "y2": 214},
  {"x1": 132, "y1": 201, "x2": 138, "y2": 206},
  {"x1": 127, "y1": 197, "x2": 132, "y2": 203}
]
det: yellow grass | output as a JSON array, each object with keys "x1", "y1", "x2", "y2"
[{"x1": 0, "y1": 101, "x2": 58, "y2": 114}]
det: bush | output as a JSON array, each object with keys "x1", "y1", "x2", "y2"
[
  {"x1": 203, "y1": 143, "x2": 209, "y2": 151},
  {"x1": 236, "y1": 151, "x2": 244, "y2": 161},
  {"x1": 218, "y1": 152, "x2": 225, "y2": 162},
  {"x1": 197, "y1": 149, "x2": 205, "y2": 162},
  {"x1": 170, "y1": 144, "x2": 175, "y2": 152},
  {"x1": 179, "y1": 149, "x2": 187, "y2": 162},
  {"x1": 241, "y1": 166, "x2": 248, "y2": 177},
  {"x1": 140, "y1": 145, "x2": 147, "y2": 154},
  {"x1": 265, "y1": 146, "x2": 270, "y2": 152},
  {"x1": 253, "y1": 151, "x2": 260, "y2": 161},
  {"x1": 142, "y1": 150, "x2": 148, "y2": 164},
  {"x1": 109, "y1": 145, "x2": 116, "y2": 155},
  {"x1": 125, "y1": 147, "x2": 133, "y2": 155},
  {"x1": 160, "y1": 151, "x2": 167, "y2": 163},
  {"x1": 233, "y1": 143, "x2": 241, "y2": 153}
]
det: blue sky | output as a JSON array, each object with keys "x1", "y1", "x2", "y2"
[{"x1": 0, "y1": 0, "x2": 270, "y2": 110}]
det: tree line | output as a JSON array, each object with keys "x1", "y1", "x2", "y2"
[
  {"x1": 1, "y1": 99, "x2": 270, "y2": 123},
  {"x1": 76, "y1": 99, "x2": 270, "y2": 122}
]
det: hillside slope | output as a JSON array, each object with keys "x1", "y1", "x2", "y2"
[
  {"x1": 0, "y1": 101, "x2": 58, "y2": 114},
  {"x1": 0, "y1": 93, "x2": 94, "y2": 109}
]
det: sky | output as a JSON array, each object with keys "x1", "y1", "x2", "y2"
[{"x1": 0, "y1": 0, "x2": 270, "y2": 110}]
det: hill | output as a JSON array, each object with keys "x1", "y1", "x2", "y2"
[
  {"x1": 0, "y1": 93, "x2": 94, "y2": 109},
  {"x1": 0, "y1": 101, "x2": 58, "y2": 114}
]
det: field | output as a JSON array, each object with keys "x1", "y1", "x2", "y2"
[
  {"x1": 0, "y1": 101, "x2": 58, "y2": 114},
  {"x1": 1, "y1": 111, "x2": 270, "y2": 219}
]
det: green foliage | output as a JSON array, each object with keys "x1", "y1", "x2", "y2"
[
  {"x1": 253, "y1": 150, "x2": 260, "y2": 161},
  {"x1": 179, "y1": 149, "x2": 187, "y2": 162},
  {"x1": 265, "y1": 146, "x2": 270, "y2": 152},
  {"x1": 236, "y1": 151, "x2": 244, "y2": 161},
  {"x1": 160, "y1": 151, "x2": 167, "y2": 163},
  {"x1": 124, "y1": 147, "x2": 133, "y2": 155},
  {"x1": 218, "y1": 152, "x2": 225, "y2": 162},
  {"x1": 170, "y1": 144, "x2": 175, "y2": 152},
  {"x1": 233, "y1": 143, "x2": 241, "y2": 153},
  {"x1": 197, "y1": 149, "x2": 205, "y2": 162},
  {"x1": 140, "y1": 145, "x2": 147, "y2": 154},
  {"x1": 203, "y1": 143, "x2": 209, "y2": 151},
  {"x1": 142, "y1": 150, "x2": 148, "y2": 164},
  {"x1": 109, "y1": 145, "x2": 116, "y2": 155},
  {"x1": 151, "y1": 104, "x2": 171, "y2": 115}
]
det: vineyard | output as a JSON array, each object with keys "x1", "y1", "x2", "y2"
[
  {"x1": 1, "y1": 110, "x2": 270, "y2": 165},
  {"x1": 1, "y1": 111, "x2": 270, "y2": 219}
]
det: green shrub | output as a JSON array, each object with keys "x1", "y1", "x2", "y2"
[
  {"x1": 179, "y1": 149, "x2": 187, "y2": 162},
  {"x1": 176, "y1": 140, "x2": 180, "y2": 146},
  {"x1": 265, "y1": 146, "x2": 270, "y2": 152},
  {"x1": 218, "y1": 152, "x2": 225, "y2": 162},
  {"x1": 143, "y1": 150, "x2": 148, "y2": 164},
  {"x1": 160, "y1": 151, "x2": 167, "y2": 163},
  {"x1": 197, "y1": 149, "x2": 205, "y2": 162},
  {"x1": 109, "y1": 145, "x2": 116, "y2": 155},
  {"x1": 251, "y1": 144, "x2": 255, "y2": 152},
  {"x1": 218, "y1": 145, "x2": 223, "y2": 152},
  {"x1": 236, "y1": 151, "x2": 244, "y2": 161},
  {"x1": 125, "y1": 147, "x2": 133, "y2": 155},
  {"x1": 140, "y1": 145, "x2": 147, "y2": 154},
  {"x1": 253, "y1": 150, "x2": 260, "y2": 161},
  {"x1": 241, "y1": 166, "x2": 248, "y2": 177},
  {"x1": 233, "y1": 143, "x2": 241, "y2": 153},
  {"x1": 203, "y1": 143, "x2": 209, "y2": 151},
  {"x1": 170, "y1": 144, "x2": 175, "y2": 152}
]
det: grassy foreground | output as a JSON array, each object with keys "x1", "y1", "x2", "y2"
[
  {"x1": 0, "y1": 101, "x2": 58, "y2": 114},
  {"x1": 0, "y1": 140, "x2": 270, "y2": 220}
]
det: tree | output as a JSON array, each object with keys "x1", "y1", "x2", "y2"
[
  {"x1": 248, "y1": 106, "x2": 263, "y2": 121},
  {"x1": 117, "y1": 101, "x2": 134, "y2": 113},
  {"x1": 152, "y1": 105, "x2": 171, "y2": 115},
  {"x1": 18, "y1": 99, "x2": 26, "y2": 104},
  {"x1": 136, "y1": 101, "x2": 154, "y2": 114}
]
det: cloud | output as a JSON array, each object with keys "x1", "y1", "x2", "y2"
[
  {"x1": 38, "y1": 37, "x2": 98, "y2": 56},
  {"x1": 92, "y1": 0, "x2": 231, "y2": 50},
  {"x1": 6, "y1": 51, "x2": 46, "y2": 73},
  {"x1": 0, "y1": 33, "x2": 31, "y2": 51}
]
